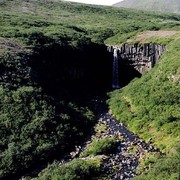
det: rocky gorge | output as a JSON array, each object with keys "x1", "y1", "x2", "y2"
[
  {"x1": 39, "y1": 97, "x2": 163, "y2": 180},
  {"x1": 108, "y1": 43, "x2": 166, "y2": 74}
]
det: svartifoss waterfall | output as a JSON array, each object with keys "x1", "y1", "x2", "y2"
[
  {"x1": 112, "y1": 48, "x2": 120, "y2": 88},
  {"x1": 107, "y1": 43, "x2": 166, "y2": 88}
]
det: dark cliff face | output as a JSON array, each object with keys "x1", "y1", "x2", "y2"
[
  {"x1": 108, "y1": 43, "x2": 166, "y2": 87},
  {"x1": 28, "y1": 43, "x2": 113, "y2": 99},
  {"x1": 0, "y1": 40, "x2": 113, "y2": 100},
  {"x1": 118, "y1": 43, "x2": 166, "y2": 73}
]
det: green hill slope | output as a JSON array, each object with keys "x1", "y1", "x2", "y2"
[
  {"x1": 0, "y1": 0, "x2": 180, "y2": 46},
  {"x1": 108, "y1": 35, "x2": 180, "y2": 179},
  {"x1": 114, "y1": 0, "x2": 180, "y2": 14},
  {"x1": 0, "y1": 0, "x2": 180, "y2": 179}
]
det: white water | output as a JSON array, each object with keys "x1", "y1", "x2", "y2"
[{"x1": 112, "y1": 48, "x2": 120, "y2": 88}]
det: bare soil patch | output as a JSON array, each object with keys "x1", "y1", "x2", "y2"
[{"x1": 130, "y1": 30, "x2": 178, "y2": 43}]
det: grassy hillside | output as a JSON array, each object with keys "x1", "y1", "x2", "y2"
[
  {"x1": 0, "y1": 0, "x2": 180, "y2": 46},
  {"x1": 114, "y1": 0, "x2": 180, "y2": 14},
  {"x1": 0, "y1": 0, "x2": 180, "y2": 179}
]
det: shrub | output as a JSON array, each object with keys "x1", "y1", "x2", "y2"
[
  {"x1": 35, "y1": 158, "x2": 102, "y2": 180},
  {"x1": 80, "y1": 137, "x2": 117, "y2": 157}
]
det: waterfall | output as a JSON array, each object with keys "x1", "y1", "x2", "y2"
[{"x1": 112, "y1": 48, "x2": 120, "y2": 88}]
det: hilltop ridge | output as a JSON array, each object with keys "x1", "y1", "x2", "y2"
[{"x1": 114, "y1": 0, "x2": 180, "y2": 14}]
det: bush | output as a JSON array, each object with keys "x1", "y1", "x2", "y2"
[
  {"x1": 134, "y1": 153, "x2": 180, "y2": 180},
  {"x1": 0, "y1": 86, "x2": 95, "y2": 178},
  {"x1": 80, "y1": 137, "x2": 117, "y2": 157},
  {"x1": 35, "y1": 158, "x2": 102, "y2": 180}
]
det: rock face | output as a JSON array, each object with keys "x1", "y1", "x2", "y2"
[{"x1": 108, "y1": 43, "x2": 166, "y2": 74}]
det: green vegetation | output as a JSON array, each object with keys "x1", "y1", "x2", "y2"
[
  {"x1": 107, "y1": 37, "x2": 180, "y2": 179},
  {"x1": 114, "y1": 0, "x2": 180, "y2": 14},
  {"x1": 0, "y1": 0, "x2": 179, "y2": 179},
  {"x1": 80, "y1": 137, "x2": 117, "y2": 157},
  {"x1": 134, "y1": 152, "x2": 180, "y2": 180},
  {"x1": 0, "y1": 85, "x2": 95, "y2": 177},
  {"x1": 0, "y1": 0, "x2": 180, "y2": 46},
  {"x1": 95, "y1": 124, "x2": 107, "y2": 133},
  {"x1": 34, "y1": 158, "x2": 102, "y2": 180},
  {"x1": 34, "y1": 136, "x2": 115, "y2": 180},
  {"x1": 108, "y1": 38, "x2": 180, "y2": 149},
  {"x1": 128, "y1": 146, "x2": 137, "y2": 153}
]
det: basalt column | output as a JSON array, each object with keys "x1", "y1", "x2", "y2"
[{"x1": 108, "y1": 43, "x2": 166, "y2": 88}]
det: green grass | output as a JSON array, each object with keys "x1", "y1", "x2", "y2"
[
  {"x1": 0, "y1": 86, "x2": 95, "y2": 178},
  {"x1": 108, "y1": 38, "x2": 180, "y2": 150},
  {"x1": 34, "y1": 158, "x2": 103, "y2": 180},
  {"x1": 80, "y1": 137, "x2": 117, "y2": 157},
  {"x1": 0, "y1": 0, "x2": 180, "y2": 179},
  {"x1": 0, "y1": 0, "x2": 180, "y2": 46},
  {"x1": 134, "y1": 151, "x2": 180, "y2": 180},
  {"x1": 107, "y1": 36, "x2": 180, "y2": 179}
]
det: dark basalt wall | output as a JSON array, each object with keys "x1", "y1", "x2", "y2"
[
  {"x1": 108, "y1": 43, "x2": 166, "y2": 87},
  {"x1": 30, "y1": 43, "x2": 113, "y2": 98},
  {"x1": 108, "y1": 43, "x2": 166, "y2": 74}
]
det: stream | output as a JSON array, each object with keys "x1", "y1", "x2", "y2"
[
  {"x1": 58, "y1": 97, "x2": 161, "y2": 180},
  {"x1": 20, "y1": 97, "x2": 161, "y2": 180},
  {"x1": 96, "y1": 112, "x2": 158, "y2": 180}
]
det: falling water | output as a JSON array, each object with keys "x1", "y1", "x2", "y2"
[{"x1": 112, "y1": 48, "x2": 120, "y2": 88}]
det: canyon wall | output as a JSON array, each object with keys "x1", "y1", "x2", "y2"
[{"x1": 108, "y1": 43, "x2": 166, "y2": 74}]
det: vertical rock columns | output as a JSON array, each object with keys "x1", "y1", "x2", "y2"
[{"x1": 107, "y1": 43, "x2": 166, "y2": 74}]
